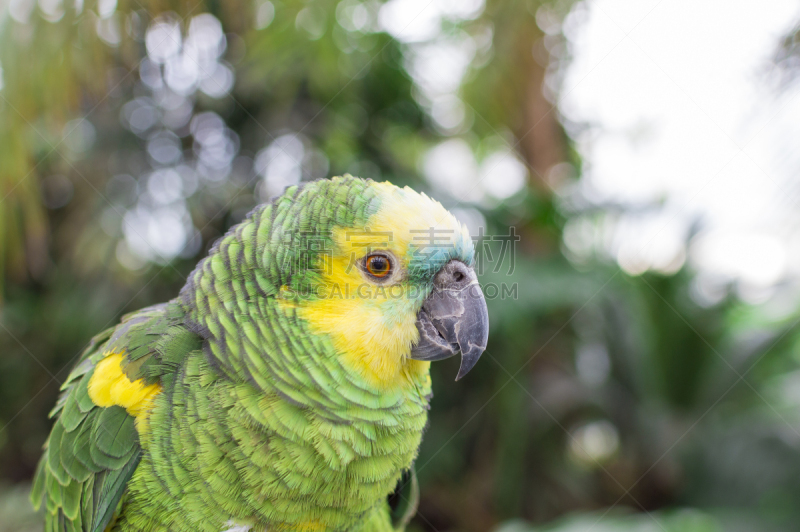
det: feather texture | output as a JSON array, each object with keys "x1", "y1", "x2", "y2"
[{"x1": 31, "y1": 177, "x2": 475, "y2": 531}]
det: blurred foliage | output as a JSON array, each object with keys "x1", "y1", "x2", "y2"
[
  {"x1": 3, "y1": 1, "x2": 800, "y2": 532},
  {"x1": 773, "y1": 20, "x2": 800, "y2": 89},
  {"x1": 495, "y1": 507, "x2": 782, "y2": 532},
  {"x1": 0, "y1": 483, "x2": 42, "y2": 532}
]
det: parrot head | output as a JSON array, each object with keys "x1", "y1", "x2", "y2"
[
  {"x1": 279, "y1": 177, "x2": 489, "y2": 387},
  {"x1": 184, "y1": 176, "x2": 489, "y2": 390}
]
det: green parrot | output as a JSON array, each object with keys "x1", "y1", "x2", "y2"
[{"x1": 30, "y1": 176, "x2": 489, "y2": 532}]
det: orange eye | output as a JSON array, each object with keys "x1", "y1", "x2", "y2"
[{"x1": 365, "y1": 254, "x2": 392, "y2": 278}]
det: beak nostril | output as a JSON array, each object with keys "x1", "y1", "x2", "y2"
[
  {"x1": 434, "y1": 259, "x2": 473, "y2": 289},
  {"x1": 412, "y1": 259, "x2": 489, "y2": 379}
]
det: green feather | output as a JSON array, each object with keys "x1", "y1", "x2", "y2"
[
  {"x1": 92, "y1": 451, "x2": 142, "y2": 532},
  {"x1": 81, "y1": 474, "x2": 95, "y2": 526},
  {"x1": 47, "y1": 422, "x2": 71, "y2": 487},
  {"x1": 59, "y1": 479, "x2": 81, "y2": 521},
  {"x1": 31, "y1": 177, "x2": 467, "y2": 531},
  {"x1": 59, "y1": 425, "x2": 92, "y2": 482},
  {"x1": 29, "y1": 455, "x2": 46, "y2": 510},
  {"x1": 58, "y1": 390, "x2": 87, "y2": 433},
  {"x1": 89, "y1": 409, "x2": 137, "y2": 470},
  {"x1": 45, "y1": 471, "x2": 61, "y2": 513},
  {"x1": 75, "y1": 374, "x2": 96, "y2": 414},
  {"x1": 72, "y1": 420, "x2": 103, "y2": 474}
]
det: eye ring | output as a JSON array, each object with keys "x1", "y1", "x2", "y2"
[{"x1": 364, "y1": 253, "x2": 393, "y2": 279}]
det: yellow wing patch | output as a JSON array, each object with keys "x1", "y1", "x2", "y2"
[{"x1": 88, "y1": 352, "x2": 162, "y2": 435}]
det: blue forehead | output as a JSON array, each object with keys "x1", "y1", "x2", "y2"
[{"x1": 404, "y1": 231, "x2": 475, "y2": 282}]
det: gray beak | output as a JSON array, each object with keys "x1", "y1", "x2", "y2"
[{"x1": 409, "y1": 260, "x2": 489, "y2": 380}]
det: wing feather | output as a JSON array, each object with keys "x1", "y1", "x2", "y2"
[{"x1": 31, "y1": 302, "x2": 199, "y2": 531}]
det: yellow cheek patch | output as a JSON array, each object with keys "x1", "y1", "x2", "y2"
[
  {"x1": 295, "y1": 287, "x2": 429, "y2": 388},
  {"x1": 290, "y1": 248, "x2": 428, "y2": 387},
  {"x1": 293, "y1": 181, "x2": 468, "y2": 389},
  {"x1": 88, "y1": 352, "x2": 162, "y2": 434}
]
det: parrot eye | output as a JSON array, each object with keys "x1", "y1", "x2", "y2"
[{"x1": 364, "y1": 253, "x2": 393, "y2": 279}]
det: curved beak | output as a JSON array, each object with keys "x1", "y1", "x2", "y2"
[{"x1": 409, "y1": 260, "x2": 489, "y2": 380}]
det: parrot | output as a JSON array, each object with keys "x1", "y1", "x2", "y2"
[{"x1": 30, "y1": 176, "x2": 489, "y2": 532}]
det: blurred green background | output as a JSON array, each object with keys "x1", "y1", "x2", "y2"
[{"x1": 3, "y1": 0, "x2": 800, "y2": 531}]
